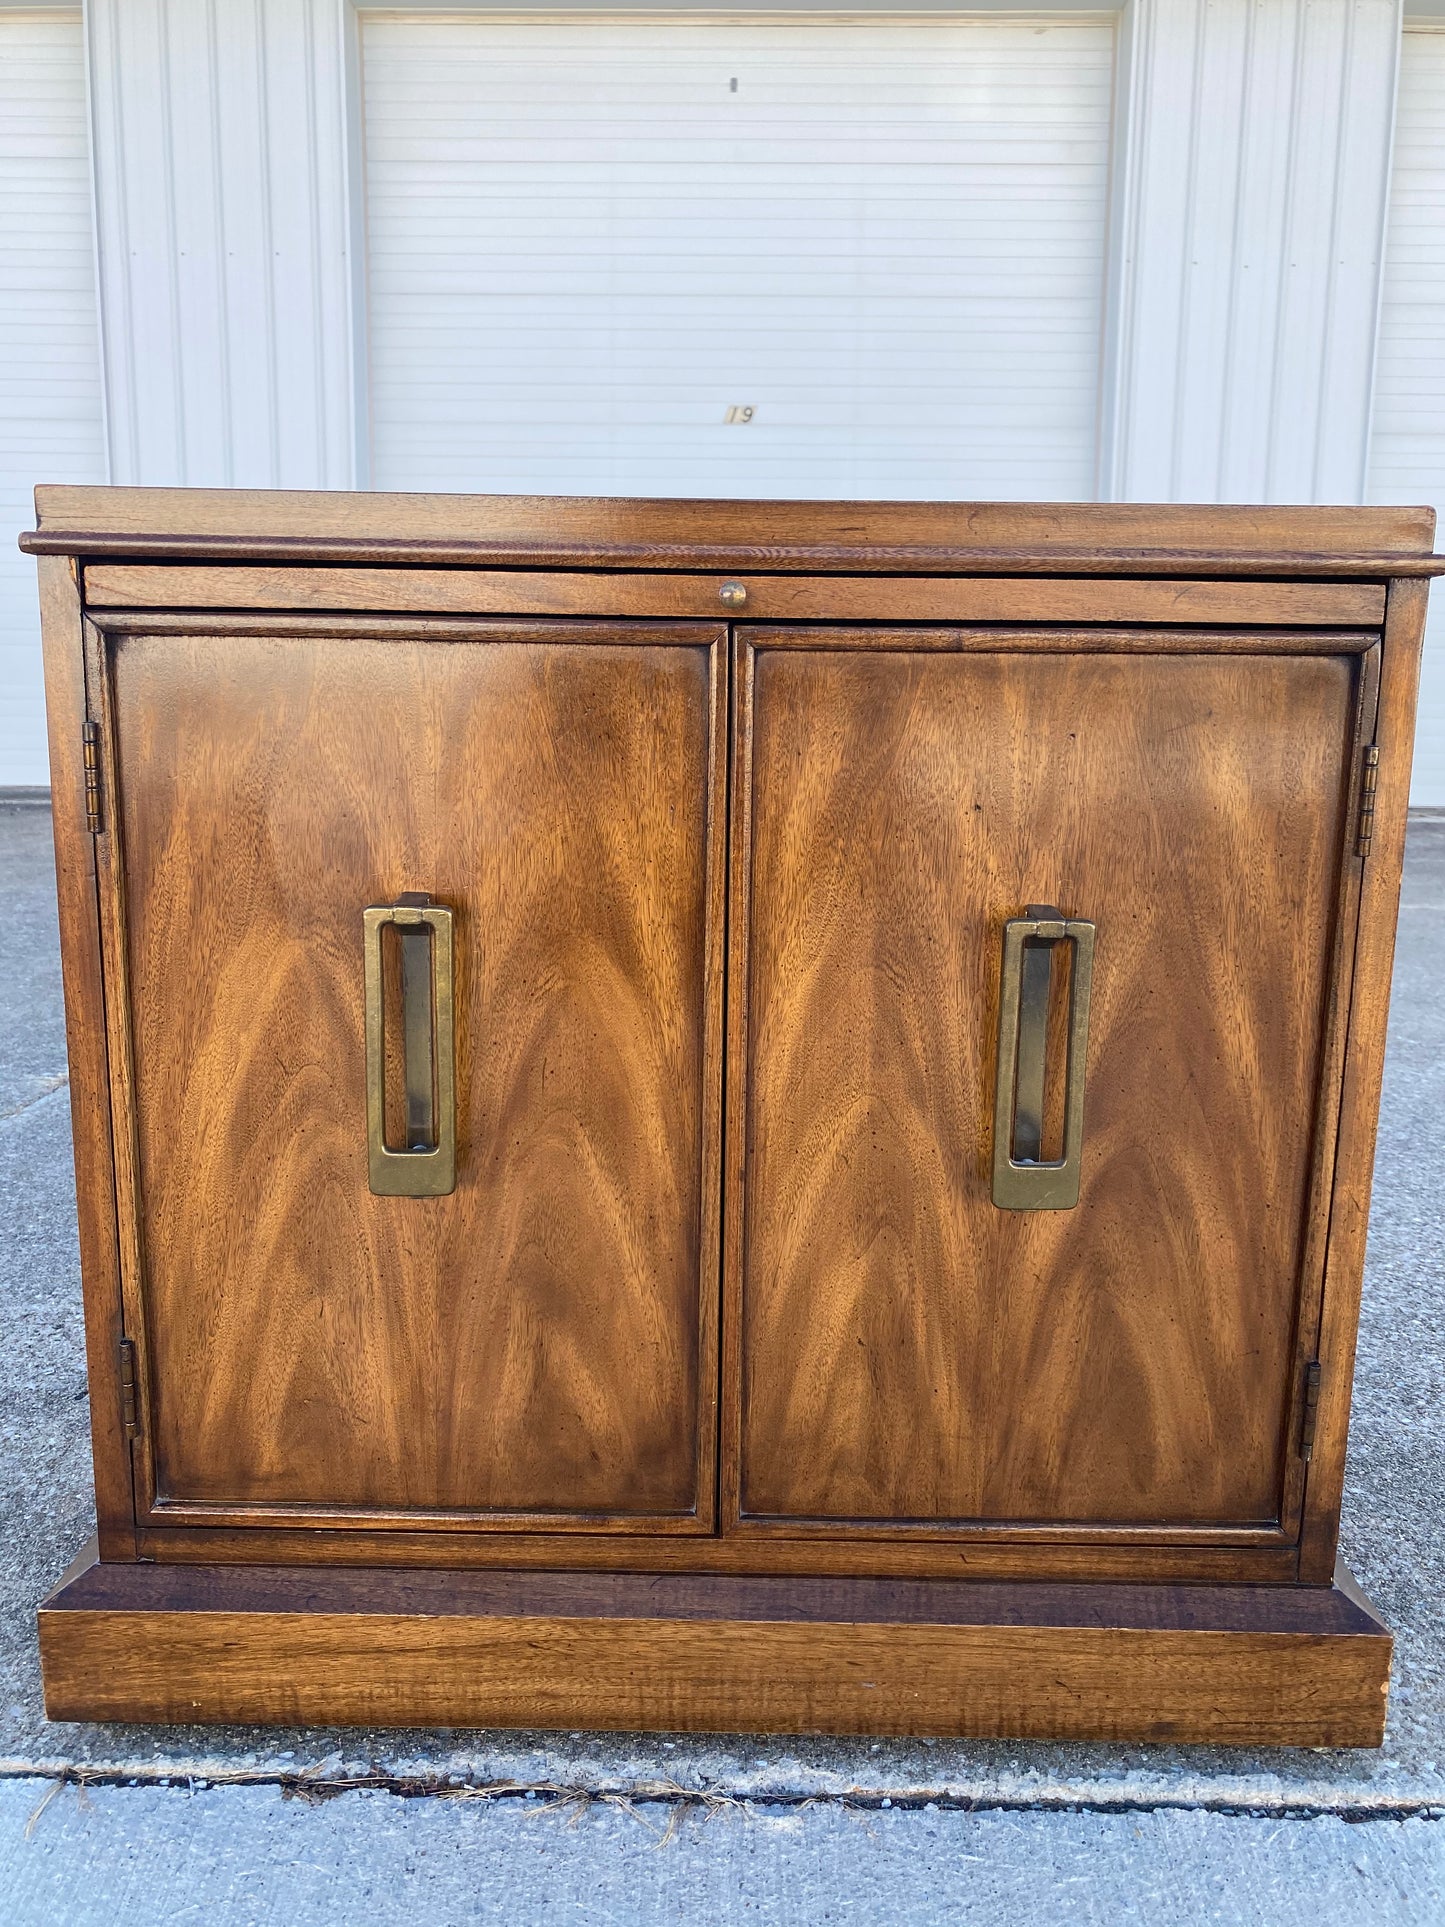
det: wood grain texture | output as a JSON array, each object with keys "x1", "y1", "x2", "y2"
[
  {"x1": 86, "y1": 619, "x2": 158, "y2": 1546},
  {"x1": 102, "y1": 622, "x2": 724, "y2": 1526},
  {"x1": 38, "y1": 1551, "x2": 1390, "y2": 1744},
  {"x1": 1274, "y1": 644, "x2": 1381, "y2": 1544},
  {"x1": 36, "y1": 559, "x2": 136, "y2": 1559},
  {"x1": 90, "y1": 612, "x2": 728, "y2": 647},
  {"x1": 732, "y1": 643, "x2": 1357, "y2": 1533},
  {"x1": 130, "y1": 1524, "x2": 1301, "y2": 1584},
  {"x1": 79, "y1": 565, "x2": 1386, "y2": 629},
  {"x1": 1300, "y1": 579, "x2": 1431, "y2": 1581},
  {"x1": 27, "y1": 484, "x2": 1439, "y2": 572},
  {"x1": 44, "y1": 1549, "x2": 1382, "y2": 1627},
  {"x1": 745, "y1": 624, "x2": 1381, "y2": 654},
  {"x1": 91, "y1": 612, "x2": 1384, "y2": 655}
]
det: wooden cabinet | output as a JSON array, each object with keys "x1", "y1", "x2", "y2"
[{"x1": 25, "y1": 491, "x2": 1440, "y2": 1744}]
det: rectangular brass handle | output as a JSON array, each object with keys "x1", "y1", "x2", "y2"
[
  {"x1": 363, "y1": 895, "x2": 456, "y2": 1197},
  {"x1": 992, "y1": 904, "x2": 1095, "y2": 1211}
]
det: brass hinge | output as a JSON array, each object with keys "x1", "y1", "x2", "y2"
[
  {"x1": 118, "y1": 1336, "x2": 140, "y2": 1441},
  {"x1": 1356, "y1": 744, "x2": 1380, "y2": 858},
  {"x1": 82, "y1": 721, "x2": 102, "y2": 835},
  {"x1": 1300, "y1": 1359, "x2": 1323, "y2": 1462}
]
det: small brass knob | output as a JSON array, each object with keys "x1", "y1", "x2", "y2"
[{"x1": 718, "y1": 580, "x2": 748, "y2": 610}]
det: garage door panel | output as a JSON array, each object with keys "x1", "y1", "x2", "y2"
[
  {"x1": 1370, "y1": 27, "x2": 1445, "y2": 806},
  {"x1": 362, "y1": 17, "x2": 1114, "y2": 503},
  {"x1": 0, "y1": 12, "x2": 106, "y2": 787}
]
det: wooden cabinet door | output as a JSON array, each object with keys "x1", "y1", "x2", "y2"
[
  {"x1": 97, "y1": 617, "x2": 725, "y2": 1531},
  {"x1": 728, "y1": 631, "x2": 1374, "y2": 1547}
]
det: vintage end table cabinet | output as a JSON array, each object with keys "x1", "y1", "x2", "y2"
[{"x1": 24, "y1": 489, "x2": 1441, "y2": 1745}]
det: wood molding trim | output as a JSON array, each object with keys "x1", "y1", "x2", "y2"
[
  {"x1": 129, "y1": 1525, "x2": 1302, "y2": 1585},
  {"x1": 21, "y1": 488, "x2": 1440, "y2": 575}
]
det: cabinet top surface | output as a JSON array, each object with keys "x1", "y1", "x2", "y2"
[{"x1": 20, "y1": 486, "x2": 1444, "y2": 577}]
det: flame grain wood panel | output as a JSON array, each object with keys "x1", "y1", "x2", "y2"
[
  {"x1": 103, "y1": 622, "x2": 725, "y2": 1526},
  {"x1": 730, "y1": 645, "x2": 1359, "y2": 1532}
]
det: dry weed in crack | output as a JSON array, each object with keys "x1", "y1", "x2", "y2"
[
  {"x1": 24, "y1": 1776, "x2": 92, "y2": 1836},
  {"x1": 24, "y1": 1779, "x2": 66, "y2": 1839},
  {"x1": 14, "y1": 1768, "x2": 888, "y2": 1845},
  {"x1": 604, "y1": 1781, "x2": 751, "y2": 1848},
  {"x1": 443, "y1": 1777, "x2": 755, "y2": 1848},
  {"x1": 654, "y1": 1804, "x2": 687, "y2": 1850},
  {"x1": 273, "y1": 1773, "x2": 743, "y2": 1846}
]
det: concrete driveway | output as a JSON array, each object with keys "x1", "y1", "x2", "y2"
[{"x1": 2, "y1": 798, "x2": 1443, "y2": 1923}]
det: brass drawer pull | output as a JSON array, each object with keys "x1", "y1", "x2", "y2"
[
  {"x1": 363, "y1": 894, "x2": 456, "y2": 1197},
  {"x1": 992, "y1": 904, "x2": 1095, "y2": 1211}
]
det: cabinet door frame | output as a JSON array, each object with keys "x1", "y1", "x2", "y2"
[
  {"x1": 80, "y1": 603, "x2": 729, "y2": 1538},
  {"x1": 721, "y1": 621, "x2": 1386, "y2": 1575}
]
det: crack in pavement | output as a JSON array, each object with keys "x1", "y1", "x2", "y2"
[
  {"x1": 3, "y1": 1764, "x2": 1445, "y2": 1824},
  {"x1": 0, "y1": 1073, "x2": 69, "y2": 1123}
]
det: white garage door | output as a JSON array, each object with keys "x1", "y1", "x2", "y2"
[
  {"x1": 1370, "y1": 27, "x2": 1445, "y2": 807},
  {"x1": 0, "y1": 11, "x2": 105, "y2": 787},
  {"x1": 362, "y1": 15, "x2": 1114, "y2": 502}
]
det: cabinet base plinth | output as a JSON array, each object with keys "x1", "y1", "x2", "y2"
[{"x1": 38, "y1": 1548, "x2": 1392, "y2": 1746}]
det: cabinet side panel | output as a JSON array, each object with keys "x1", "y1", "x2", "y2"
[
  {"x1": 1301, "y1": 578, "x2": 1430, "y2": 1581},
  {"x1": 36, "y1": 556, "x2": 136, "y2": 1558}
]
